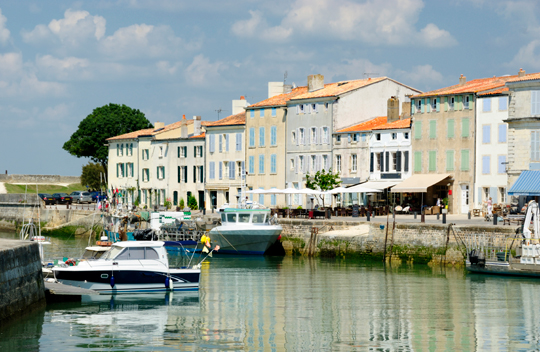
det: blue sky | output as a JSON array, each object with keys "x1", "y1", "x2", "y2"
[{"x1": 1, "y1": 0, "x2": 539, "y2": 176}]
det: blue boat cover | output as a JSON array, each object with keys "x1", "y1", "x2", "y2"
[{"x1": 508, "y1": 170, "x2": 540, "y2": 196}]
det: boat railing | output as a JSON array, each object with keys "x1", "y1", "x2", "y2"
[{"x1": 462, "y1": 232, "x2": 526, "y2": 261}]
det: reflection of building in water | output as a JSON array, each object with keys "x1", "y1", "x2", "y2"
[{"x1": 200, "y1": 258, "x2": 476, "y2": 350}]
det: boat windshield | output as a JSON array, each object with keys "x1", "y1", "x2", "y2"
[
  {"x1": 82, "y1": 249, "x2": 107, "y2": 260},
  {"x1": 238, "y1": 213, "x2": 251, "y2": 223},
  {"x1": 227, "y1": 213, "x2": 237, "y2": 223},
  {"x1": 221, "y1": 213, "x2": 226, "y2": 222},
  {"x1": 252, "y1": 213, "x2": 267, "y2": 224},
  {"x1": 102, "y1": 246, "x2": 124, "y2": 260}
]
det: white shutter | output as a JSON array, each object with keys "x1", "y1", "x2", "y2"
[
  {"x1": 303, "y1": 156, "x2": 308, "y2": 173},
  {"x1": 296, "y1": 128, "x2": 300, "y2": 145},
  {"x1": 295, "y1": 156, "x2": 299, "y2": 174}
]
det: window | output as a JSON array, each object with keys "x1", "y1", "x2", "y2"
[
  {"x1": 322, "y1": 127, "x2": 329, "y2": 144},
  {"x1": 404, "y1": 132, "x2": 409, "y2": 140},
  {"x1": 271, "y1": 154, "x2": 277, "y2": 174},
  {"x1": 446, "y1": 151, "x2": 454, "y2": 171},
  {"x1": 336, "y1": 155, "x2": 341, "y2": 172},
  {"x1": 142, "y1": 168, "x2": 150, "y2": 182},
  {"x1": 391, "y1": 153, "x2": 396, "y2": 171},
  {"x1": 532, "y1": 91, "x2": 540, "y2": 115},
  {"x1": 271, "y1": 190, "x2": 276, "y2": 206},
  {"x1": 336, "y1": 135, "x2": 341, "y2": 142},
  {"x1": 259, "y1": 154, "x2": 265, "y2": 174},
  {"x1": 299, "y1": 156, "x2": 305, "y2": 173},
  {"x1": 299, "y1": 104, "x2": 305, "y2": 114},
  {"x1": 271, "y1": 108, "x2": 276, "y2": 117},
  {"x1": 142, "y1": 149, "x2": 149, "y2": 160},
  {"x1": 500, "y1": 187, "x2": 507, "y2": 203},
  {"x1": 416, "y1": 99, "x2": 422, "y2": 112},
  {"x1": 157, "y1": 166, "x2": 165, "y2": 180},
  {"x1": 483, "y1": 98, "x2": 491, "y2": 112},
  {"x1": 127, "y1": 163, "x2": 134, "y2": 177},
  {"x1": 323, "y1": 155, "x2": 328, "y2": 170},
  {"x1": 461, "y1": 149, "x2": 470, "y2": 171},
  {"x1": 311, "y1": 103, "x2": 317, "y2": 113},
  {"x1": 228, "y1": 162, "x2": 235, "y2": 180},
  {"x1": 258, "y1": 191, "x2": 264, "y2": 206},
  {"x1": 431, "y1": 98, "x2": 437, "y2": 111},
  {"x1": 292, "y1": 131, "x2": 296, "y2": 144},
  {"x1": 159, "y1": 146, "x2": 163, "y2": 158},
  {"x1": 260, "y1": 109, "x2": 265, "y2": 118},
  {"x1": 429, "y1": 120, "x2": 436, "y2": 139},
  {"x1": 311, "y1": 155, "x2": 316, "y2": 172},
  {"x1": 482, "y1": 125, "x2": 491, "y2": 144},
  {"x1": 117, "y1": 163, "x2": 125, "y2": 178},
  {"x1": 299, "y1": 128, "x2": 305, "y2": 144},
  {"x1": 311, "y1": 127, "x2": 317, "y2": 144},
  {"x1": 376, "y1": 153, "x2": 381, "y2": 171},
  {"x1": 179, "y1": 147, "x2": 185, "y2": 158},
  {"x1": 198, "y1": 146, "x2": 203, "y2": 157},
  {"x1": 325, "y1": 102, "x2": 329, "y2": 110},
  {"x1": 483, "y1": 187, "x2": 490, "y2": 201},
  {"x1": 428, "y1": 151, "x2": 436, "y2": 171},
  {"x1": 532, "y1": 131, "x2": 540, "y2": 161},
  {"x1": 270, "y1": 126, "x2": 277, "y2": 146},
  {"x1": 250, "y1": 110, "x2": 254, "y2": 118},
  {"x1": 498, "y1": 155, "x2": 507, "y2": 174},
  {"x1": 353, "y1": 133, "x2": 360, "y2": 142},
  {"x1": 290, "y1": 158, "x2": 295, "y2": 170},
  {"x1": 119, "y1": 144, "x2": 123, "y2": 156},
  {"x1": 249, "y1": 128, "x2": 255, "y2": 147},
  {"x1": 482, "y1": 156, "x2": 490, "y2": 174},
  {"x1": 414, "y1": 151, "x2": 422, "y2": 172},
  {"x1": 499, "y1": 96, "x2": 507, "y2": 111},
  {"x1": 414, "y1": 121, "x2": 422, "y2": 139},
  {"x1": 259, "y1": 127, "x2": 265, "y2": 147},
  {"x1": 498, "y1": 124, "x2": 507, "y2": 143},
  {"x1": 461, "y1": 118, "x2": 470, "y2": 137},
  {"x1": 391, "y1": 133, "x2": 397, "y2": 140},
  {"x1": 249, "y1": 156, "x2": 255, "y2": 174},
  {"x1": 449, "y1": 96, "x2": 455, "y2": 110},
  {"x1": 375, "y1": 133, "x2": 381, "y2": 141},
  {"x1": 218, "y1": 135, "x2": 223, "y2": 153},
  {"x1": 236, "y1": 133, "x2": 242, "y2": 151},
  {"x1": 362, "y1": 133, "x2": 367, "y2": 142}
]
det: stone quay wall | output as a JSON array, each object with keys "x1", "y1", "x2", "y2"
[
  {"x1": 0, "y1": 174, "x2": 80, "y2": 184},
  {"x1": 0, "y1": 239, "x2": 45, "y2": 325},
  {"x1": 279, "y1": 219, "x2": 516, "y2": 265}
]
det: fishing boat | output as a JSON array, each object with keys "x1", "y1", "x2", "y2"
[
  {"x1": 52, "y1": 241, "x2": 203, "y2": 293},
  {"x1": 208, "y1": 207, "x2": 282, "y2": 255},
  {"x1": 465, "y1": 200, "x2": 540, "y2": 277}
]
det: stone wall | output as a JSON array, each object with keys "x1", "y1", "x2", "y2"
[
  {"x1": 0, "y1": 239, "x2": 45, "y2": 326},
  {"x1": 0, "y1": 174, "x2": 80, "y2": 184},
  {"x1": 0, "y1": 193, "x2": 43, "y2": 205},
  {"x1": 279, "y1": 219, "x2": 515, "y2": 265},
  {"x1": 0, "y1": 207, "x2": 100, "y2": 233}
]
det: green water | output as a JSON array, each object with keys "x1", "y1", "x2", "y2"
[{"x1": 1, "y1": 231, "x2": 540, "y2": 351}]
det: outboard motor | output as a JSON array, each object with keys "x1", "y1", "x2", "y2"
[
  {"x1": 133, "y1": 228, "x2": 154, "y2": 241},
  {"x1": 469, "y1": 249, "x2": 479, "y2": 264}
]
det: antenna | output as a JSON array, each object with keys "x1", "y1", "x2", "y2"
[
  {"x1": 215, "y1": 108, "x2": 227, "y2": 119},
  {"x1": 363, "y1": 72, "x2": 379, "y2": 79},
  {"x1": 284, "y1": 71, "x2": 288, "y2": 84}
]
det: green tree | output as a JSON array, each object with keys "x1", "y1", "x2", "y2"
[
  {"x1": 63, "y1": 103, "x2": 153, "y2": 177},
  {"x1": 80, "y1": 162, "x2": 106, "y2": 190},
  {"x1": 305, "y1": 169, "x2": 341, "y2": 207},
  {"x1": 188, "y1": 195, "x2": 198, "y2": 210}
]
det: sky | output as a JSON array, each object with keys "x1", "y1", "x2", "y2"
[{"x1": 1, "y1": 0, "x2": 540, "y2": 176}]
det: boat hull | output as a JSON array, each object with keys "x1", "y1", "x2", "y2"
[
  {"x1": 208, "y1": 226, "x2": 282, "y2": 255},
  {"x1": 466, "y1": 260, "x2": 540, "y2": 278},
  {"x1": 53, "y1": 267, "x2": 200, "y2": 293}
]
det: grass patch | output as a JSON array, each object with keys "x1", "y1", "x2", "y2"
[{"x1": 5, "y1": 183, "x2": 86, "y2": 194}]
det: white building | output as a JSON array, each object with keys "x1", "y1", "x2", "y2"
[{"x1": 474, "y1": 92, "x2": 509, "y2": 207}]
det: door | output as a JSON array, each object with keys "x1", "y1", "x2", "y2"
[
  {"x1": 198, "y1": 191, "x2": 205, "y2": 210},
  {"x1": 461, "y1": 184, "x2": 469, "y2": 214}
]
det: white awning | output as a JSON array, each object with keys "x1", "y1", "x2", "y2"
[
  {"x1": 391, "y1": 174, "x2": 451, "y2": 193},
  {"x1": 344, "y1": 184, "x2": 382, "y2": 193},
  {"x1": 358, "y1": 181, "x2": 399, "y2": 190}
]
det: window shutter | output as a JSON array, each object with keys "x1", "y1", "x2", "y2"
[
  {"x1": 414, "y1": 151, "x2": 422, "y2": 172},
  {"x1": 370, "y1": 153, "x2": 374, "y2": 172},
  {"x1": 241, "y1": 161, "x2": 245, "y2": 179},
  {"x1": 421, "y1": 99, "x2": 425, "y2": 113},
  {"x1": 436, "y1": 97, "x2": 440, "y2": 112},
  {"x1": 178, "y1": 146, "x2": 180, "y2": 158},
  {"x1": 225, "y1": 134, "x2": 229, "y2": 152},
  {"x1": 414, "y1": 121, "x2": 422, "y2": 139},
  {"x1": 348, "y1": 134, "x2": 351, "y2": 143},
  {"x1": 499, "y1": 124, "x2": 507, "y2": 143},
  {"x1": 116, "y1": 164, "x2": 119, "y2": 177},
  {"x1": 385, "y1": 151, "x2": 389, "y2": 172},
  {"x1": 296, "y1": 128, "x2": 300, "y2": 146},
  {"x1": 219, "y1": 162, "x2": 222, "y2": 179},
  {"x1": 380, "y1": 152, "x2": 385, "y2": 172},
  {"x1": 404, "y1": 151, "x2": 409, "y2": 172},
  {"x1": 193, "y1": 166, "x2": 196, "y2": 183},
  {"x1": 396, "y1": 152, "x2": 402, "y2": 171},
  {"x1": 462, "y1": 118, "x2": 470, "y2": 137},
  {"x1": 295, "y1": 156, "x2": 299, "y2": 174},
  {"x1": 461, "y1": 150, "x2": 470, "y2": 171},
  {"x1": 193, "y1": 146, "x2": 196, "y2": 157},
  {"x1": 303, "y1": 156, "x2": 308, "y2": 173},
  {"x1": 177, "y1": 166, "x2": 180, "y2": 183},
  {"x1": 482, "y1": 125, "x2": 491, "y2": 143}
]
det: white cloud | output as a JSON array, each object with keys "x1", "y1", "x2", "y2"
[
  {"x1": 313, "y1": 58, "x2": 392, "y2": 82},
  {"x1": 35, "y1": 55, "x2": 92, "y2": 80},
  {"x1": 0, "y1": 53, "x2": 24, "y2": 78},
  {"x1": 232, "y1": 0, "x2": 457, "y2": 47},
  {"x1": 0, "y1": 9, "x2": 11, "y2": 44},
  {"x1": 185, "y1": 54, "x2": 226, "y2": 87},
  {"x1": 395, "y1": 64, "x2": 444, "y2": 86},
  {"x1": 508, "y1": 39, "x2": 540, "y2": 70},
  {"x1": 156, "y1": 60, "x2": 182, "y2": 75}
]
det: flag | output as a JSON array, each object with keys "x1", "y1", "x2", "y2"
[
  {"x1": 214, "y1": 245, "x2": 220, "y2": 251},
  {"x1": 208, "y1": 251, "x2": 213, "y2": 257},
  {"x1": 205, "y1": 239, "x2": 211, "y2": 248},
  {"x1": 202, "y1": 246, "x2": 209, "y2": 253}
]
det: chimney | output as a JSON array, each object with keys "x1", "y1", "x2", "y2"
[
  {"x1": 518, "y1": 68, "x2": 526, "y2": 77},
  {"x1": 387, "y1": 97, "x2": 400, "y2": 123},
  {"x1": 268, "y1": 82, "x2": 285, "y2": 98},
  {"x1": 232, "y1": 96, "x2": 249, "y2": 115},
  {"x1": 180, "y1": 115, "x2": 188, "y2": 138},
  {"x1": 154, "y1": 121, "x2": 165, "y2": 130},
  {"x1": 193, "y1": 116, "x2": 201, "y2": 136},
  {"x1": 459, "y1": 74, "x2": 466, "y2": 86},
  {"x1": 307, "y1": 74, "x2": 324, "y2": 92}
]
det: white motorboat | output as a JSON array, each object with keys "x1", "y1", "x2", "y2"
[
  {"x1": 52, "y1": 241, "x2": 201, "y2": 293},
  {"x1": 208, "y1": 208, "x2": 282, "y2": 255}
]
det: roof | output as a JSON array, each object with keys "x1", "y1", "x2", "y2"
[
  {"x1": 248, "y1": 86, "x2": 309, "y2": 108},
  {"x1": 206, "y1": 112, "x2": 245, "y2": 127},
  {"x1": 190, "y1": 132, "x2": 205, "y2": 139},
  {"x1": 507, "y1": 72, "x2": 540, "y2": 83},
  {"x1": 107, "y1": 128, "x2": 154, "y2": 141},
  {"x1": 478, "y1": 87, "x2": 509, "y2": 96},
  {"x1": 413, "y1": 75, "x2": 518, "y2": 98},
  {"x1": 335, "y1": 116, "x2": 388, "y2": 133},
  {"x1": 107, "y1": 119, "x2": 210, "y2": 141},
  {"x1": 372, "y1": 118, "x2": 411, "y2": 130},
  {"x1": 508, "y1": 171, "x2": 540, "y2": 196},
  {"x1": 290, "y1": 77, "x2": 388, "y2": 100}
]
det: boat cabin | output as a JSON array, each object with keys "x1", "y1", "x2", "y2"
[
  {"x1": 81, "y1": 246, "x2": 109, "y2": 260},
  {"x1": 220, "y1": 209, "x2": 270, "y2": 225}
]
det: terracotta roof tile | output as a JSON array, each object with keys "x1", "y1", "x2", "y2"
[
  {"x1": 414, "y1": 75, "x2": 518, "y2": 98},
  {"x1": 107, "y1": 119, "x2": 210, "y2": 141},
  {"x1": 190, "y1": 132, "x2": 205, "y2": 139},
  {"x1": 507, "y1": 72, "x2": 540, "y2": 83},
  {"x1": 336, "y1": 116, "x2": 388, "y2": 132},
  {"x1": 291, "y1": 77, "x2": 388, "y2": 100},
  {"x1": 206, "y1": 112, "x2": 245, "y2": 127},
  {"x1": 107, "y1": 128, "x2": 154, "y2": 141},
  {"x1": 247, "y1": 86, "x2": 309, "y2": 108},
  {"x1": 372, "y1": 117, "x2": 411, "y2": 130},
  {"x1": 478, "y1": 87, "x2": 509, "y2": 96}
]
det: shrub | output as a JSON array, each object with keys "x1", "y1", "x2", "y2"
[
  {"x1": 179, "y1": 198, "x2": 185, "y2": 209},
  {"x1": 164, "y1": 197, "x2": 172, "y2": 209},
  {"x1": 188, "y1": 195, "x2": 198, "y2": 210}
]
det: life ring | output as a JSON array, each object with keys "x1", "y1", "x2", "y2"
[{"x1": 65, "y1": 258, "x2": 77, "y2": 266}]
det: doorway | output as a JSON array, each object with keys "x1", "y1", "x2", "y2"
[
  {"x1": 461, "y1": 184, "x2": 469, "y2": 214},
  {"x1": 210, "y1": 190, "x2": 217, "y2": 209},
  {"x1": 198, "y1": 191, "x2": 205, "y2": 210}
]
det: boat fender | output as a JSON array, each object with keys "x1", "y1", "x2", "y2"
[
  {"x1": 277, "y1": 235, "x2": 281, "y2": 241},
  {"x1": 65, "y1": 258, "x2": 77, "y2": 266},
  {"x1": 170, "y1": 278, "x2": 174, "y2": 291},
  {"x1": 165, "y1": 276, "x2": 170, "y2": 289},
  {"x1": 110, "y1": 276, "x2": 115, "y2": 288}
]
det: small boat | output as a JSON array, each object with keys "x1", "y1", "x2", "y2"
[
  {"x1": 208, "y1": 208, "x2": 282, "y2": 255},
  {"x1": 52, "y1": 241, "x2": 201, "y2": 293}
]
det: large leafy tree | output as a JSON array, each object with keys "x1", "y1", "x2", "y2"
[
  {"x1": 63, "y1": 103, "x2": 153, "y2": 177},
  {"x1": 81, "y1": 162, "x2": 106, "y2": 190},
  {"x1": 305, "y1": 169, "x2": 341, "y2": 207}
]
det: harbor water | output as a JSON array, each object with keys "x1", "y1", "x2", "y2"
[{"x1": 2, "y1": 231, "x2": 540, "y2": 351}]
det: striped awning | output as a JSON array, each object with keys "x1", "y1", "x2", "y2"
[{"x1": 508, "y1": 170, "x2": 540, "y2": 196}]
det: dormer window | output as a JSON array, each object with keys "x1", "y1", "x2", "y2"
[
  {"x1": 449, "y1": 96, "x2": 455, "y2": 110},
  {"x1": 392, "y1": 133, "x2": 397, "y2": 140},
  {"x1": 376, "y1": 133, "x2": 381, "y2": 141},
  {"x1": 159, "y1": 146, "x2": 163, "y2": 158}
]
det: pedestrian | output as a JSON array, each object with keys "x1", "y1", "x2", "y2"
[{"x1": 487, "y1": 197, "x2": 493, "y2": 215}]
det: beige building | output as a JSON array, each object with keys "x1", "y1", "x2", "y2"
[{"x1": 410, "y1": 74, "x2": 517, "y2": 214}]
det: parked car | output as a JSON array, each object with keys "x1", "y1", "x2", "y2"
[
  {"x1": 38, "y1": 193, "x2": 55, "y2": 205},
  {"x1": 70, "y1": 191, "x2": 93, "y2": 204},
  {"x1": 90, "y1": 191, "x2": 107, "y2": 202},
  {"x1": 52, "y1": 193, "x2": 72, "y2": 205}
]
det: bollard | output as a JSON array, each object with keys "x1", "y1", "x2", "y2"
[
  {"x1": 437, "y1": 213, "x2": 440, "y2": 220},
  {"x1": 393, "y1": 211, "x2": 395, "y2": 220},
  {"x1": 367, "y1": 210, "x2": 370, "y2": 221},
  {"x1": 203, "y1": 208, "x2": 206, "y2": 216},
  {"x1": 493, "y1": 213, "x2": 497, "y2": 225},
  {"x1": 468, "y1": 211, "x2": 471, "y2": 220},
  {"x1": 442, "y1": 213, "x2": 446, "y2": 224},
  {"x1": 421, "y1": 211, "x2": 425, "y2": 223},
  {"x1": 414, "y1": 212, "x2": 417, "y2": 219},
  {"x1": 212, "y1": 208, "x2": 214, "y2": 213}
]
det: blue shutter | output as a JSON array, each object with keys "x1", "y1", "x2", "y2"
[
  {"x1": 249, "y1": 156, "x2": 254, "y2": 174},
  {"x1": 225, "y1": 134, "x2": 229, "y2": 152},
  {"x1": 209, "y1": 135, "x2": 215, "y2": 153},
  {"x1": 499, "y1": 96, "x2": 508, "y2": 110},
  {"x1": 483, "y1": 98, "x2": 491, "y2": 112},
  {"x1": 482, "y1": 156, "x2": 490, "y2": 174},
  {"x1": 259, "y1": 154, "x2": 264, "y2": 173},
  {"x1": 498, "y1": 155, "x2": 507, "y2": 174},
  {"x1": 490, "y1": 187, "x2": 498, "y2": 202},
  {"x1": 209, "y1": 162, "x2": 215, "y2": 179},
  {"x1": 259, "y1": 127, "x2": 265, "y2": 146},
  {"x1": 236, "y1": 133, "x2": 242, "y2": 151},
  {"x1": 271, "y1": 154, "x2": 276, "y2": 173},
  {"x1": 436, "y1": 97, "x2": 440, "y2": 112},
  {"x1": 219, "y1": 162, "x2": 222, "y2": 179},
  {"x1": 272, "y1": 108, "x2": 276, "y2": 117},
  {"x1": 249, "y1": 128, "x2": 255, "y2": 147},
  {"x1": 250, "y1": 110, "x2": 254, "y2": 118},
  {"x1": 421, "y1": 99, "x2": 425, "y2": 113},
  {"x1": 219, "y1": 135, "x2": 222, "y2": 152},
  {"x1": 271, "y1": 126, "x2": 277, "y2": 146},
  {"x1": 498, "y1": 124, "x2": 507, "y2": 143},
  {"x1": 482, "y1": 125, "x2": 491, "y2": 144}
]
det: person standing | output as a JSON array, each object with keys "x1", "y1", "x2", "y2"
[{"x1": 487, "y1": 197, "x2": 493, "y2": 215}]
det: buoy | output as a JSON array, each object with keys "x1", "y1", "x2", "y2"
[
  {"x1": 170, "y1": 278, "x2": 174, "y2": 291},
  {"x1": 110, "y1": 276, "x2": 115, "y2": 288},
  {"x1": 165, "y1": 276, "x2": 170, "y2": 289}
]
